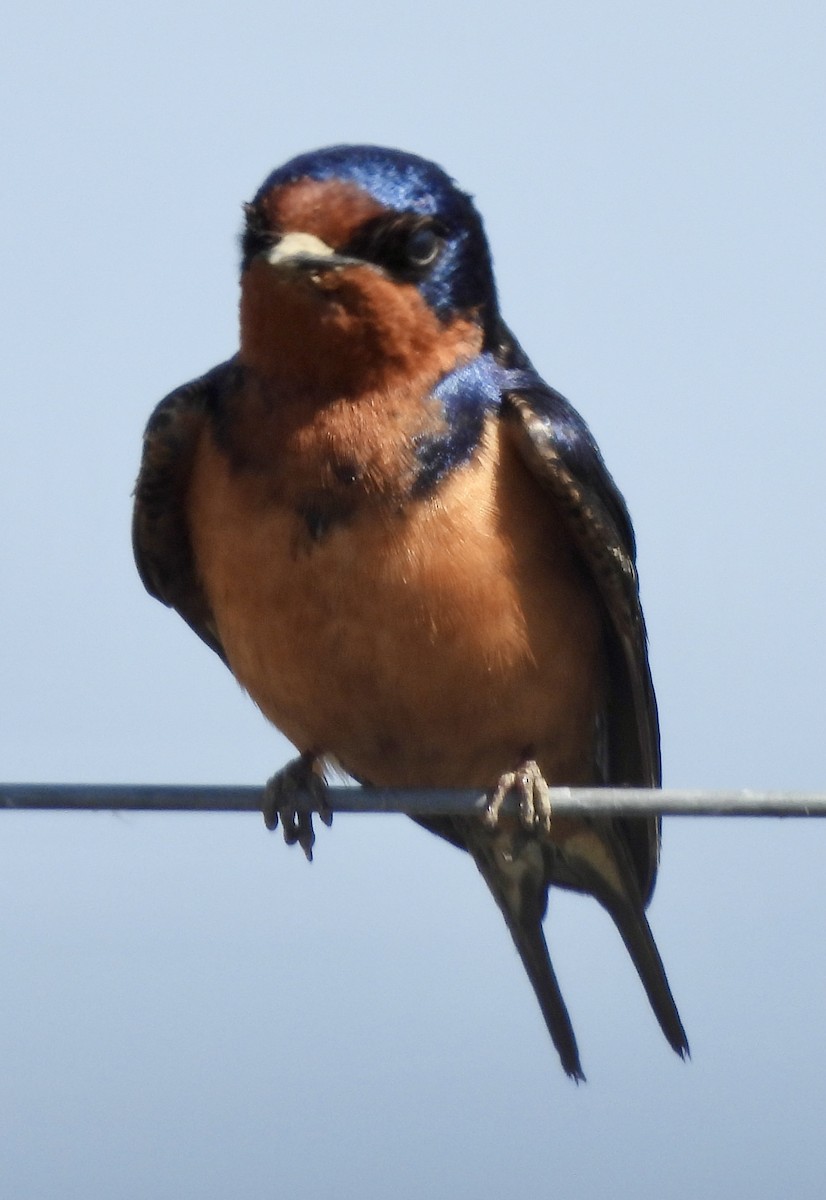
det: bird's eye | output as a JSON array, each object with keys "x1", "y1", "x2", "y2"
[
  {"x1": 342, "y1": 214, "x2": 445, "y2": 278},
  {"x1": 405, "y1": 226, "x2": 442, "y2": 268}
]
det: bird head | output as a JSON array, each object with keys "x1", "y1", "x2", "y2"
[{"x1": 238, "y1": 145, "x2": 500, "y2": 391}]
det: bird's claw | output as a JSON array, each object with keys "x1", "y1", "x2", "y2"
[
  {"x1": 484, "y1": 759, "x2": 552, "y2": 833},
  {"x1": 262, "y1": 754, "x2": 332, "y2": 862}
]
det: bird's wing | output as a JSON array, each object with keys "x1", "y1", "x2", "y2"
[
  {"x1": 500, "y1": 377, "x2": 662, "y2": 906},
  {"x1": 132, "y1": 361, "x2": 237, "y2": 664}
]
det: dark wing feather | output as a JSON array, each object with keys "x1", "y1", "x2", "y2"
[
  {"x1": 500, "y1": 381, "x2": 661, "y2": 906},
  {"x1": 132, "y1": 361, "x2": 236, "y2": 664}
]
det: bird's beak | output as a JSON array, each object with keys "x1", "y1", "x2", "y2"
[{"x1": 263, "y1": 231, "x2": 362, "y2": 272}]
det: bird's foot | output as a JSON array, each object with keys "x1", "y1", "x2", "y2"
[
  {"x1": 484, "y1": 759, "x2": 552, "y2": 833},
  {"x1": 262, "y1": 753, "x2": 332, "y2": 862}
]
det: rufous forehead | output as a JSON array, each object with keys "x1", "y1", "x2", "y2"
[{"x1": 259, "y1": 178, "x2": 388, "y2": 249}]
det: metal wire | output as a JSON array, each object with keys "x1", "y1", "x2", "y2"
[{"x1": 2, "y1": 783, "x2": 826, "y2": 817}]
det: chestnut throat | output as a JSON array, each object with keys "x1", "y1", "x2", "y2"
[{"x1": 209, "y1": 262, "x2": 485, "y2": 537}]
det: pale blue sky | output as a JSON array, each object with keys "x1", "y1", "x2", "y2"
[{"x1": 1, "y1": 2, "x2": 825, "y2": 1196}]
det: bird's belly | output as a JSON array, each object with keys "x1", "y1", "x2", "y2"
[{"x1": 187, "y1": 418, "x2": 605, "y2": 787}]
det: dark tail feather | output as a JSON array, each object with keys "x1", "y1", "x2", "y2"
[
  {"x1": 601, "y1": 893, "x2": 689, "y2": 1060},
  {"x1": 502, "y1": 907, "x2": 586, "y2": 1082},
  {"x1": 472, "y1": 854, "x2": 585, "y2": 1082}
]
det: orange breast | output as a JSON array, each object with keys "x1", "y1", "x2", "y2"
[{"x1": 186, "y1": 414, "x2": 605, "y2": 788}]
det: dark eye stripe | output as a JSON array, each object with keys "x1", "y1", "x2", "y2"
[
  {"x1": 341, "y1": 214, "x2": 446, "y2": 279},
  {"x1": 240, "y1": 202, "x2": 281, "y2": 270}
]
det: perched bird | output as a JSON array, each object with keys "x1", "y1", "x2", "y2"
[{"x1": 133, "y1": 144, "x2": 688, "y2": 1079}]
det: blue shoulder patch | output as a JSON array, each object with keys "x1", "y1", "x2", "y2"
[{"x1": 412, "y1": 354, "x2": 537, "y2": 495}]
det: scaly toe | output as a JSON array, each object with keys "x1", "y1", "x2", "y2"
[
  {"x1": 262, "y1": 753, "x2": 330, "y2": 861},
  {"x1": 485, "y1": 759, "x2": 552, "y2": 832},
  {"x1": 521, "y1": 761, "x2": 552, "y2": 833},
  {"x1": 483, "y1": 773, "x2": 514, "y2": 828}
]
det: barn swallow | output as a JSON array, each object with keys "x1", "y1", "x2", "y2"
[{"x1": 133, "y1": 144, "x2": 688, "y2": 1079}]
